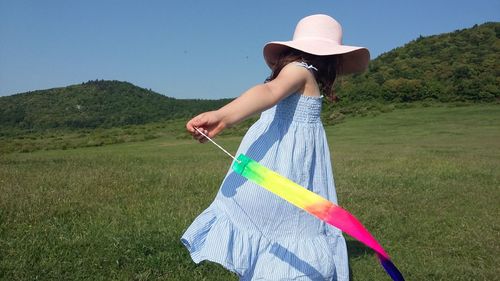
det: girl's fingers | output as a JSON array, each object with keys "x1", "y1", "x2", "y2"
[
  {"x1": 193, "y1": 115, "x2": 207, "y2": 128},
  {"x1": 194, "y1": 127, "x2": 208, "y2": 137},
  {"x1": 192, "y1": 128, "x2": 209, "y2": 142},
  {"x1": 186, "y1": 112, "x2": 215, "y2": 143},
  {"x1": 187, "y1": 125, "x2": 196, "y2": 134},
  {"x1": 186, "y1": 114, "x2": 205, "y2": 133}
]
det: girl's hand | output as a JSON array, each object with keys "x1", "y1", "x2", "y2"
[{"x1": 186, "y1": 110, "x2": 227, "y2": 143}]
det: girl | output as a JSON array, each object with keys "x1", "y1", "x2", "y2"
[{"x1": 182, "y1": 14, "x2": 369, "y2": 280}]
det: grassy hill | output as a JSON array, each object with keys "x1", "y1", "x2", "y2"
[
  {"x1": 0, "y1": 80, "x2": 231, "y2": 133},
  {"x1": 1, "y1": 22, "x2": 499, "y2": 151},
  {"x1": 335, "y1": 22, "x2": 499, "y2": 104}
]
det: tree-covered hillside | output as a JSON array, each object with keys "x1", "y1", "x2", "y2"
[
  {"x1": 1, "y1": 22, "x2": 498, "y2": 134},
  {"x1": 336, "y1": 22, "x2": 499, "y2": 104},
  {"x1": 0, "y1": 80, "x2": 231, "y2": 132}
]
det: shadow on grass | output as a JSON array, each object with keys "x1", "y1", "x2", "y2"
[
  {"x1": 346, "y1": 240, "x2": 372, "y2": 281},
  {"x1": 347, "y1": 240, "x2": 371, "y2": 258}
]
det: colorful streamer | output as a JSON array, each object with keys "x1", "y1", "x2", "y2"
[{"x1": 232, "y1": 153, "x2": 405, "y2": 281}]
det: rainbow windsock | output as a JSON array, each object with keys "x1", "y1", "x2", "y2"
[{"x1": 233, "y1": 154, "x2": 405, "y2": 281}]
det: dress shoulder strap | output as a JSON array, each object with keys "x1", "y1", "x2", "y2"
[{"x1": 293, "y1": 61, "x2": 318, "y2": 72}]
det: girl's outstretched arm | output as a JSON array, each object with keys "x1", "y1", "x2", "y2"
[{"x1": 186, "y1": 63, "x2": 309, "y2": 142}]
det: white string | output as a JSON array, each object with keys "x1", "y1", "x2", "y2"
[{"x1": 194, "y1": 127, "x2": 241, "y2": 163}]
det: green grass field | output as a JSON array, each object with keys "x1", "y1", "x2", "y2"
[{"x1": 1, "y1": 104, "x2": 499, "y2": 280}]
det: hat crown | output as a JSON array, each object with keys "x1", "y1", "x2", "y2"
[{"x1": 292, "y1": 14, "x2": 343, "y2": 45}]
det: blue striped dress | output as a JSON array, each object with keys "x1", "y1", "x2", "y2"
[{"x1": 181, "y1": 65, "x2": 349, "y2": 281}]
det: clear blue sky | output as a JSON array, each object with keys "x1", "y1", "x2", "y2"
[{"x1": 1, "y1": 0, "x2": 498, "y2": 99}]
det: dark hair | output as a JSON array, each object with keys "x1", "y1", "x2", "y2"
[{"x1": 265, "y1": 48, "x2": 341, "y2": 102}]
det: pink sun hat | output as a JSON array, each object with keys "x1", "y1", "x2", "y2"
[{"x1": 263, "y1": 14, "x2": 370, "y2": 75}]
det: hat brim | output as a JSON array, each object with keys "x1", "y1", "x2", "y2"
[{"x1": 263, "y1": 40, "x2": 370, "y2": 75}]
